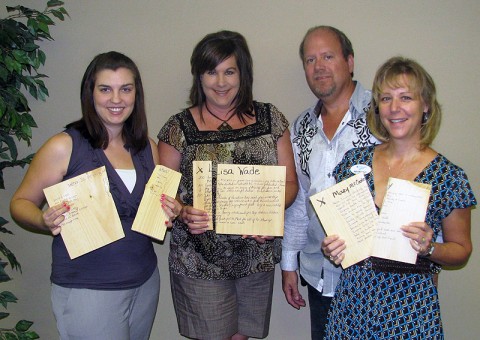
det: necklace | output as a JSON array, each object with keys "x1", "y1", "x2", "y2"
[
  {"x1": 204, "y1": 103, "x2": 236, "y2": 131},
  {"x1": 386, "y1": 152, "x2": 418, "y2": 179}
]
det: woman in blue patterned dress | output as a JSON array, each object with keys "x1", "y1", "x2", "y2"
[{"x1": 321, "y1": 56, "x2": 476, "y2": 339}]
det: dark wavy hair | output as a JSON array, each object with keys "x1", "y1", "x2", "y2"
[
  {"x1": 66, "y1": 51, "x2": 148, "y2": 152},
  {"x1": 189, "y1": 30, "x2": 254, "y2": 121}
]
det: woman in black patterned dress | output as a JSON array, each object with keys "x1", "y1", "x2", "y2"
[
  {"x1": 157, "y1": 31, "x2": 297, "y2": 340},
  {"x1": 322, "y1": 56, "x2": 476, "y2": 339}
]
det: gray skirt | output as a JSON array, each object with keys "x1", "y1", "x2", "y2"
[{"x1": 170, "y1": 269, "x2": 275, "y2": 339}]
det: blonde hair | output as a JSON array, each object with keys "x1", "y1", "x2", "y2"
[{"x1": 367, "y1": 56, "x2": 441, "y2": 148}]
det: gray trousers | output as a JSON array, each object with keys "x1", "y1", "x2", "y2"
[{"x1": 51, "y1": 267, "x2": 160, "y2": 340}]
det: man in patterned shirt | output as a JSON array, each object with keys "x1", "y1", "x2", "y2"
[{"x1": 281, "y1": 26, "x2": 378, "y2": 339}]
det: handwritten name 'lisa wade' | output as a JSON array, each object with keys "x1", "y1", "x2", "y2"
[
  {"x1": 330, "y1": 176, "x2": 365, "y2": 199},
  {"x1": 218, "y1": 165, "x2": 261, "y2": 176}
]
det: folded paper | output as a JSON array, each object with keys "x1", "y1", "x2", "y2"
[
  {"x1": 132, "y1": 165, "x2": 181, "y2": 241},
  {"x1": 43, "y1": 166, "x2": 124, "y2": 259}
]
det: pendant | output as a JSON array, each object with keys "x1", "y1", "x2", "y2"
[{"x1": 218, "y1": 122, "x2": 233, "y2": 131}]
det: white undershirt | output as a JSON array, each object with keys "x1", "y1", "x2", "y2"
[{"x1": 116, "y1": 169, "x2": 136, "y2": 193}]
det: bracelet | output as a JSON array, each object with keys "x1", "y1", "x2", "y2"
[{"x1": 421, "y1": 241, "x2": 436, "y2": 257}]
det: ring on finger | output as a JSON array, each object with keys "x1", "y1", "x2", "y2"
[{"x1": 421, "y1": 237, "x2": 426, "y2": 244}]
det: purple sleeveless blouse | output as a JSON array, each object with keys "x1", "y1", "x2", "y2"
[{"x1": 50, "y1": 128, "x2": 157, "y2": 289}]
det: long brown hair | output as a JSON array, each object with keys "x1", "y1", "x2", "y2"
[{"x1": 67, "y1": 51, "x2": 148, "y2": 152}]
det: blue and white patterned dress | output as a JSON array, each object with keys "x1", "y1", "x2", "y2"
[{"x1": 325, "y1": 146, "x2": 476, "y2": 339}]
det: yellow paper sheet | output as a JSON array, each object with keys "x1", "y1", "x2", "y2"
[
  {"x1": 310, "y1": 173, "x2": 378, "y2": 268},
  {"x1": 193, "y1": 161, "x2": 213, "y2": 230},
  {"x1": 43, "y1": 166, "x2": 124, "y2": 259},
  {"x1": 214, "y1": 164, "x2": 286, "y2": 236},
  {"x1": 132, "y1": 165, "x2": 181, "y2": 241},
  {"x1": 310, "y1": 174, "x2": 432, "y2": 268}
]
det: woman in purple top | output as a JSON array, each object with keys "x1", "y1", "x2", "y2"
[{"x1": 10, "y1": 51, "x2": 181, "y2": 340}]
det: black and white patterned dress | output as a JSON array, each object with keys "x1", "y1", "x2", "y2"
[{"x1": 158, "y1": 101, "x2": 289, "y2": 280}]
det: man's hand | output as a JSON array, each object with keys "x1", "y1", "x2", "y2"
[{"x1": 282, "y1": 270, "x2": 306, "y2": 309}]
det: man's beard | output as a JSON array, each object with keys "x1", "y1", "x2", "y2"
[{"x1": 314, "y1": 83, "x2": 336, "y2": 99}]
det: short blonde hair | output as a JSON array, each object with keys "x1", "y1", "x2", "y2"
[{"x1": 367, "y1": 56, "x2": 441, "y2": 148}]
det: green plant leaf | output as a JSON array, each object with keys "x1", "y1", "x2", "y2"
[
  {"x1": 59, "y1": 7, "x2": 69, "y2": 16},
  {"x1": 0, "y1": 291, "x2": 18, "y2": 308},
  {"x1": 6, "y1": 6, "x2": 21, "y2": 13},
  {"x1": 20, "y1": 113, "x2": 37, "y2": 128},
  {"x1": 24, "y1": 330, "x2": 40, "y2": 339},
  {"x1": 22, "y1": 43, "x2": 39, "y2": 52},
  {"x1": 37, "y1": 14, "x2": 55, "y2": 26},
  {"x1": 4, "y1": 56, "x2": 16, "y2": 73},
  {"x1": 12, "y1": 51, "x2": 29, "y2": 65},
  {"x1": 37, "y1": 21, "x2": 50, "y2": 35},
  {"x1": 0, "y1": 263, "x2": 12, "y2": 283},
  {"x1": 47, "y1": 0, "x2": 65, "y2": 8},
  {"x1": 0, "y1": 217, "x2": 11, "y2": 229},
  {"x1": 51, "y1": 9, "x2": 64, "y2": 21},
  {"x1": 15, "y1": 320, "x2": 34, "y2": 332},
  {"x1": 0, "y1": 291, "x2": 18, "y2": 303},
  {"x1": 0, "y1": 242, "x2": 21, "y2": 272},
  {"x1": 0, "y1": 98, "x2": 6, "y2": 118},
  {"x1": 0, "y1": 132, "x2": 18, "y2": 160},
  {"x1": 27, "y1": 86, "x2": 38, "y2": 100},
  {"x1": 0, "y1": 66, "x2": 8, "y2": 82},
  {"x1": 37, "y1": 50, "x2": 46, "y2": 66}
]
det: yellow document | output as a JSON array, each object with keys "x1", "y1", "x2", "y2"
[
  {"x1": 193, "y1": 161, "x2": 213, "y2": 230},
  {"x1": 373, "y1": 178, "x2": 431, "y2": 264},
  {"x1": 215, "y1": 164, "x2": 286, "y2": 236},
  {"x1": 43, "y1": 166, "x2": 124, "y2": 259},
  {"x1": 310, "y1": 173, "x2": 377, "y2": 268},
  {"x1": 310, "y1": 174, "x2": 432, "y2": 268},
  {"x1": 132, "y1": 165, "x2": 181, "y2": 241}
]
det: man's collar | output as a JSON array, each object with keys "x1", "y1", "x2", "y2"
[{"x1": 313, "y1": 81, "x2": 367, "y2": 119}]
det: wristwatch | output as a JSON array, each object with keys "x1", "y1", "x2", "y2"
[{"x1": 423, "y1": 241, "x2": 436, "y2": 257}]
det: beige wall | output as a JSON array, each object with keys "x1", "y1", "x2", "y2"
[{"x1": 2, "y1": 1, "x2": 479, "y2": 339}]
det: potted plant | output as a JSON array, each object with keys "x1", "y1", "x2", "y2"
[{"x1": 0, "y1": 1, "x2": 68, "y2": 338}]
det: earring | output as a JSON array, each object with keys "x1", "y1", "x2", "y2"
[{"x1": 422, "y1": 111, "x2": 429, "y2": 124}]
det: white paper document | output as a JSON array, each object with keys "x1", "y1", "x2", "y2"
[{"x1": 310, "y1": 173, "x2": 431, "y2": 268}]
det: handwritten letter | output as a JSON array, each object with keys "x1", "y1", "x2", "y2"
[
  {"x1": 372, "y1": 178, "x2": 431, "y2": 263},
  {"x1": 310, "y1": 173, "x2": 378, "y2": 268},
  {"x1": 193, "y1": 161, "x2": 213, "y2": 230},
  {"x1": 132, "y1": 165, "x2": 181, "y2": 241},
  {"x1": 215, "y1": 164, "x2": 286, "y2": 236},
  {"x1": 43, "y1": 166, "x2": 124, "y2": 259}
]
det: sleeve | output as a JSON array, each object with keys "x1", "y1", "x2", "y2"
[
  {"x1": 268, "y1": 103, "x2": 290, "y2": 140},
  {"x1": 444, "y1": 165, "x2": 477, "y2": 213},
  {"x1": 157, "y1": 114, "x2": 186, "y2": 154},
  {"x1": 281, "y1": 123, "x2": 310, "y2": 271}
]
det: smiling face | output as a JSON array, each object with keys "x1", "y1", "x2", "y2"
[
  {"x1": 302, "y1": 29, "x2": 354, "y2": 100},
  {"x1": 93, "y1": 67, "x2": 136, "y2": 130},
  {"x1": 378, "y1": 74, "x2": 428, "y2": 143},
  {"x1": 201, "y1": 55, "x2": 240, "y2": 112}
]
